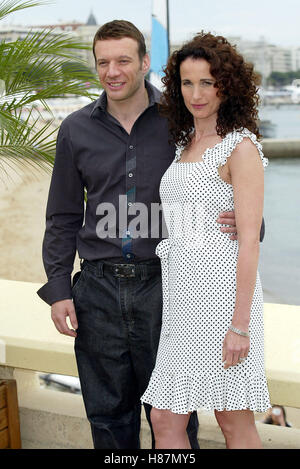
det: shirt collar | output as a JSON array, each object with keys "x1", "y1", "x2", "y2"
[{"x1": 90, "y1": 79, "x2": 161, "y2": 117}]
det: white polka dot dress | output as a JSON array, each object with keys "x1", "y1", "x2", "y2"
[{"x1": 141, "y1": 128, "x2": 271, "y2": 414}]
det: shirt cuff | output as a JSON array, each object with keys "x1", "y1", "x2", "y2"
[{"x1": 37, "y1": 276, "x2": 72, "y2": 306}]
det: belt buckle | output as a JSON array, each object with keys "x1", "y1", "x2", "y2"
[{"x1": 114, "y1": 264, "x2": 135, "y2": 278}]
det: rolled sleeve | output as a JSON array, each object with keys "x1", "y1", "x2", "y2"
[{"x1": 37, "y1": 120, "x2": 84, "y2": 305}]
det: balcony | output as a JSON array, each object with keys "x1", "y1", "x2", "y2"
[{"x1": 1, "y1": 278, "x2": 300, "y2": 449}]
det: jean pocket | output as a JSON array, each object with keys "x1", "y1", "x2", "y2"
[{"x1": 72, "y1": 269, "x2": 86, "y2": 296}]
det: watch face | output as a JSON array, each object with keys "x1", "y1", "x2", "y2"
[{"x1": 272, "y1": 408, "x2": 281, "y2": 416}]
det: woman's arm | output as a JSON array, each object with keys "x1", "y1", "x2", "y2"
[{"x1": 222, "y1": 137, "x2": 265, "y2": 369}]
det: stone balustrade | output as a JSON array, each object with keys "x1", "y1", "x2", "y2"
[{"x1": 1, "y1": 278, "x2": 300, "y2": 449}]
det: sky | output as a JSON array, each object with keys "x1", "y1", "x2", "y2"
[{"x1": 2, "y1": 0, "x2": 300, "y2": 48}]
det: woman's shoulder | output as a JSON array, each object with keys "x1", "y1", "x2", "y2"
[{"x1": 225, "y1": 128, "x2": 268, "y2": 168}]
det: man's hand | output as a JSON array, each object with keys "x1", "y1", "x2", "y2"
[
  {"x1": 217, "y1": 211, "x2": 237, "y2": 240},
  {"x1": 51, "y1": 299, "x2": 78, "y2": 338}
]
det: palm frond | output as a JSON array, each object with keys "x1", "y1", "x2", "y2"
[
  {"x1": 0, "y1": 0, "x2": 47, "y2": 21},
  {"x1": 0, "y1": 114, "x2": 57, "y2": 173},
  {"x1": 0, "y1": 0, "x2": 100, "y2": 175},
  {"x1": 1, "y1": 30, "x2": 99, "y2": 102}
]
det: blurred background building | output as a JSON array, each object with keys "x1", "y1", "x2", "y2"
[{"x1": 1, "y1": 11, "x2": 299, "y2": 85}]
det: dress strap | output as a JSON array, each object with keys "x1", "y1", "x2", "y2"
[
  {"x1": 217, "y1": 129, "x2": 268, "y2": 169},
  {"x1": 175, "y1": 145, "x2": 184, "y2": 162}
]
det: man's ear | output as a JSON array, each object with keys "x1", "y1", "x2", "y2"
[{"x1": 142, "y1": 53, "x2": 151, "y2": 75}]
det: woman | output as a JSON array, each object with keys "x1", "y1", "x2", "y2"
[{"x1": 141, "y1": 32, "x2": 271, "y2": 449}]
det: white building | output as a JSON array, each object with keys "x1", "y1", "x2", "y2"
[
  {"x1": 229, "y1": 36, "x2": 296, "y2": 81},
  {"x1": 291, "y1": 47, "x2": 300, "y2": 72},
  {"x1": 0, "y1": 11, "x2": 100, "y2": 71}
]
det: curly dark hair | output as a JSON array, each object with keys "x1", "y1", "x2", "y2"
[{"x1": 159, "y1": 31, "x2": 262, "y2": 147}]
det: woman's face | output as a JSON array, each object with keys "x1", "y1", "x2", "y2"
[{"x1": 180, "y1": 57, "x2": 221, "y2": 122}]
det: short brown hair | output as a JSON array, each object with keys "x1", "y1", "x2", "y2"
[{"x1": 92, "y1": 20, "x2": 147, "y2": 62}]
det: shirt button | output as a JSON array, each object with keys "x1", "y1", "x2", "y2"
[
  {"x1": 128, "y1": 172, "x2": 133, "y2": 178},
  {"x1": 129, "y1": 145, "x2": 134, "y2": 150}
]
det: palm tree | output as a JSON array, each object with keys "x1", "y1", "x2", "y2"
[{"x1": 0, "y1": 0, "x2": 100, "y2": 178}]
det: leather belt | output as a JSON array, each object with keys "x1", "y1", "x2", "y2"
[{"x1": 105, "y1": 263, "x2": 136, "y2": 278}]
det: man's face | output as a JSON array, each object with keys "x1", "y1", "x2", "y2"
[{"x1": 94, "y1": 37, "x2": 150, "y2": 102}]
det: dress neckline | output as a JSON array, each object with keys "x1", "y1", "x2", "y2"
[{"x1": 175, "y1": 137, "x2": 226, "y2": 164}]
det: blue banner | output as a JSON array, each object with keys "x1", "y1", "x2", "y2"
[{"x1": 150, "y1": 0, "x2": 169, "y2": 90}]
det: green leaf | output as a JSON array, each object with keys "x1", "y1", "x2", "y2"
[{"x1": 0, "y1": 0, "x2": 47, "y2": 21}]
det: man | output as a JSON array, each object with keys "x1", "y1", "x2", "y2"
[{"x1": 37, "y1": 20, "x2": 250, "y2": 449}]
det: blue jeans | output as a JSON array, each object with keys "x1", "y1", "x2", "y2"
[{"x1": 73, "y1": 258, "x2": 199, "y2": 449}]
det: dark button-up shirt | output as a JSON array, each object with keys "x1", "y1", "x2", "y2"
[{"x1": 37, "y1": 81, "x2": 175, "y2": 305}]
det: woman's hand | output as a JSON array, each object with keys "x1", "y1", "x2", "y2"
[{"x1": 222, "y1": 328, "x2": 250, "y2": 369}]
